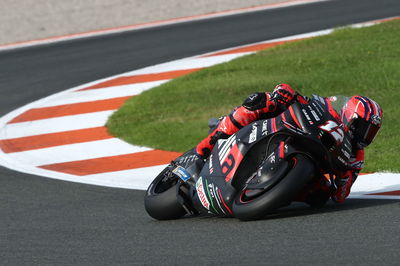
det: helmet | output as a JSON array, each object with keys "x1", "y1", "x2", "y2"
[
  {"x1": 270, "y1": 83, "x2": 295, "y2": 106},
  {"x1": 340, "y1": 96, "x2": 383, "y2": 148}
]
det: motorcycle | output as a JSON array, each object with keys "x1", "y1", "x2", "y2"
[{"x1": 144, "y1": 95, "x2": 352, "y2": 221}]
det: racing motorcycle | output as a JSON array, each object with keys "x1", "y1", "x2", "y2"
[{"x1": 144, "y1": 95, "x2": 352, "y2": 221}]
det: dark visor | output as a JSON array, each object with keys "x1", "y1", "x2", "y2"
[{"x1": 354, "y1": 119, "x2": 380, "y2": 147}]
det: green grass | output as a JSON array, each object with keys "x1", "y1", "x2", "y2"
[{"x1": 107, "y1": 20, "x2": 400, "y2": 173}]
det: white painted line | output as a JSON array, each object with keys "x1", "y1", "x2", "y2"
[
  {"x1": 0, "y1": 0, "x2": 329, "y2": 51},
  {"x1": 113, "y1": 52, "x2": 252, "y2": 77}
]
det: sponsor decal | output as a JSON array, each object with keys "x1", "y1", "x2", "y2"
[
  {"x1": 311, "y1": 102, "x2": 324, "y2": 117},
  {"x1": 262, "y1": 120, "x2": 268, "y2": 136},
  {"x1": 196, "y1": 177, "x2": 210, "y2": 210},
  {"x1": 249, "y1": 124, "x2": 258, "y2": 143},
  {"x1": 310, "y1": 110, "x2": 320, "y2": 121},
  {"x1": 337, "y1": 156, "x2": 347, "y2": 165},
  {"x1": 343, "y1": 138, "x2": 352, "y2": 150},
  {"x1": 341, "y1": 148, "x2": 351, "y2": 160},
  {"x1": 307, "y1": 105, "x2": 320, "y2": 121},
  {"x1": 371, "y1": 114, "x2": 382, "y2": 125},
  {"x1": 301, "y1": 109, "x2": 314, "y2": 125},
  {"x1": 172, "y1": 166, "x2": 191, "y2": 182},
  {"x1": 209, "y1": 155, "x2": 214, "y2": 174},
  {"x1": 205, "y1": 181, "x2": 225, "y2": 215},
  {"x1": 268, "y1": 152, "x2": 276, "y2": 163}
]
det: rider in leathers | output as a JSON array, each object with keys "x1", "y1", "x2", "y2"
[{"x1": 194, "y1": 84, "x2": 383, "y2": 205}]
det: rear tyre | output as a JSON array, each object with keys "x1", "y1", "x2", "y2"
[
  {"x1": 144, "y1": 167, "x2": 187, "y2": 220},
  {"x1": 232, "y1": 154, "x2": 314, "y2": 221}
]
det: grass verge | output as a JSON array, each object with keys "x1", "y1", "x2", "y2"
[{"x1": 107, "y1": 20, "x2": 400, "y2": 173}]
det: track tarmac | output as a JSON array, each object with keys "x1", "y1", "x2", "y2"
[{"x1": 1, "y1": 0, "x2": 399, "y2": 264}]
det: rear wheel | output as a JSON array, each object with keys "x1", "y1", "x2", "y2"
[
  {"x1": 144, "y1": 167, "x2": 187, "y2": 220},
  {"x1": 232, "y1": 154, "x2": 314, "y2": 221}
]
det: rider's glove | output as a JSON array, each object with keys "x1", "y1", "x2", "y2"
[{"x1": 270, "y1": 84, "x2": 295, "y2": 106}]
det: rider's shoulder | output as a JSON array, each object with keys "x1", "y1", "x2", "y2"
[{"x1": 242, "y1": 92, "x2": 267, "y2": 111}]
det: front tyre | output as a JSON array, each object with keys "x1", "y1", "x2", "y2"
[
  {"x1": 144, "y1": 167, "x2": 187, "y2": 220},
  {"x1": 232, "y1": 154, "x2": 314, "y2": 221}
]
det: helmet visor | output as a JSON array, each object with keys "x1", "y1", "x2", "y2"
[{"x1": 353, "y1": 119, "x2": 380, "y2": 147}]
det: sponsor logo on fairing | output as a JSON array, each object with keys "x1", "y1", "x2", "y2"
[
  {"x1": 268, "y1": 152, "x2": 276, "y2": 163},
  {"x1": 209, "y1": 154, "x2": 214, "y2": 174},
  {"x1": 249, "y1": 124, "x2": 258, "y2": 143},
  {"x1": 172, "y1": 166, "x2": 191, "y2": 182},
  {"x1": 262, "y1": 120, "x2": 268, "y2": 136},
  {"x1": 311, "y1": 102, "x2": 324, "y2": 117},
  {"x1": 206, "y1": 182, "x2": 226, "y2": 215},
  {"x1": 196, "y1": 177, "x2": 210, "y2": 210},
  {"x1": 301, "y1": 109, "x2": 314, "y2": 125},
  {"x1": 307, "y1": 105, "x2": 320, "y2": 121},
  {"x1": 341, "y1": 149, "x2": 351, "y2": 160},
  {"x1": 337, "y1": 156, "x2": 347, "y2": 165}
]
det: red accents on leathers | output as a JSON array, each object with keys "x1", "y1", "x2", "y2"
[
  {"x1": 332, "y1": 149, "x2": 364, "y2": 203},
  {"x1": 195, "y1": 115, "x2": 238, "y2": 156},
  {"x1": 196, "y1": 93, "x2": 278, "y2": 157}
]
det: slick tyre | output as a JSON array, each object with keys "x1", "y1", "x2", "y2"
[
  {"x1": 232, "y1": 154, "x2": 314, "y2": 221},
  {"x1": 144, "y1": 167, "x2": 186, "y2": 220}
]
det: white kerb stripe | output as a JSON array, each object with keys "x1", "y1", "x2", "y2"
[
  {"x1": 5, "y1": 138, "x2": 150, "y2": 166},
  {"x1": 0, "y1": 111, "x2": 113, "y2": 139},
  {"x1": 39, "y1": 80, "x2": 169, "y2": 107}
]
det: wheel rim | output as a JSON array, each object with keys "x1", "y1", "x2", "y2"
[{"x1": 239, "y1": 156, "x2": 298, "y2": 203}]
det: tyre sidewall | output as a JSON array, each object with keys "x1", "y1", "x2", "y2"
[{"x1": 144, "y1": 167, "x2": 187, "y2": 220}]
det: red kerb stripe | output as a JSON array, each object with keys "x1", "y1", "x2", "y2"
[
  {"x1": 202, "y1": 39, "x2": 305, "y2": 57},
  {"x1": 0, "y1": 127, "x2": 112, "y2": 153},
  {"x1": 8, "y1": 96, "x2": 131, "y2": 123},
  {"x1": 39, "y1": 150, "x2": 182, "y2": 176},
  {"x1": 368, "y1": 190, "x2": 400, "y2": 196},
  {"x1": 79, "y1": 68, "x2": 202, "y2": 91}
]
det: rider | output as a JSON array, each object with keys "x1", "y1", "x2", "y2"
[{"x1": 194, "y1": 84, "x2": 383, "y2": 205}]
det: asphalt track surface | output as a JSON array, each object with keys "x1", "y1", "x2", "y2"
[{"x1": 1, "y1": 0, "x2": 399, "y2": 264}]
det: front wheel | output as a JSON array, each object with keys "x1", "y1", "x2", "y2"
[
  {"x1": 144, "y1": 167, "x2": 187, "y2": 220},
  {"x1": 232, "y1": 154, "x2": 315, "y2": 221}
]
